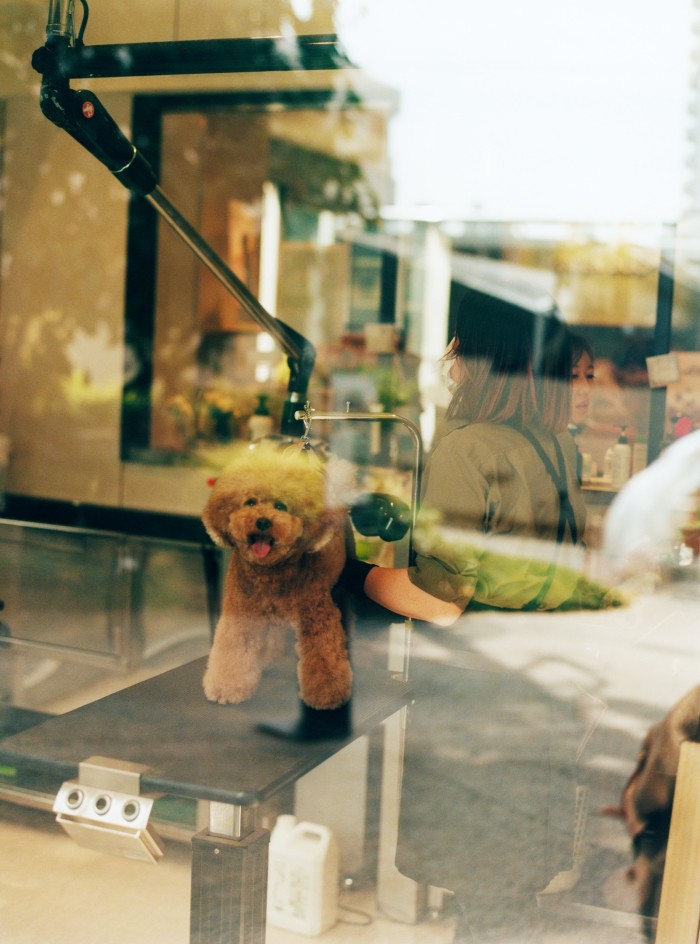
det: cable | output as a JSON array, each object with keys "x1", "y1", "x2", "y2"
[
  {"x1": 337, "y1": 903, "x2": 373, "y2": 927},
  {"x1": 75, "y1": 0, "x2": 89, "y2": 46}
]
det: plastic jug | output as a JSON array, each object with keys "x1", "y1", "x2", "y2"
[{"x1": 267, "y1": 814, "x2": 339, "y2": 935}]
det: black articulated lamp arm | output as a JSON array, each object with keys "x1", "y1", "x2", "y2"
[
  {"x1": 31, "y1": 4, "x2": 331, "y2": 436},
  {"x1": 37, "y1": 1, "x2": 352, "y2": 80},
  {"x1": 34, "y1": 59, "x2": 158, "y2": 195},
  {"x1": 38, "y1": 34, "x2": 352, "y2": 80}
]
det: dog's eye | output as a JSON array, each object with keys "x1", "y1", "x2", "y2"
[
  {"x1": 244, "y1": 498, "x2": 258, "y2": 507},
  {"x1": 274, "y1": 501, "x2": 288, "y2": 512}
]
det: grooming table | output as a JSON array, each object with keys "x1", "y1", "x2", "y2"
[{"x1": 0, "y1": 655, "x2": 411, "y2": 944}]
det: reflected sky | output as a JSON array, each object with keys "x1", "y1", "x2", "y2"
[{"x1": 337, "y1": 0, "x2": 695, "y2": 220}]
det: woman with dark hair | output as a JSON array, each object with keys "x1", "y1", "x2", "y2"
[
  {"x1": 346, "y1": 286, "x2": 616, "y2": 623},
  {"x1": 338, "y1": 288, "x2": 621, "y2": 942},
  {"x1": 441, "y1": 289, "x2": 574, "y2": 431},
  {"x1": 569, "y1": 333, "x2": 596, "y2": 433}
]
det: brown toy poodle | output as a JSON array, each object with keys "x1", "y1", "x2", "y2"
[{"x1": 201, "y1": 447, "x2": 353, "y2": 710}]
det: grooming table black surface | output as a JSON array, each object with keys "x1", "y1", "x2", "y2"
[{"x1": 0, "y1": 656, "x2": 410, "y2": 805}]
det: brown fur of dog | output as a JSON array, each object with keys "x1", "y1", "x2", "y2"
[
  {"x1": 201, "y1": 447, "x2": 352, "y2": 710},
  {"x1": 603, "y1": 685, "x2": 700, "y2": 931}
]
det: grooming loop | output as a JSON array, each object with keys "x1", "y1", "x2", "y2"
[{"x1": 294, "y1": 401, "x2": 423, "y2": 537}]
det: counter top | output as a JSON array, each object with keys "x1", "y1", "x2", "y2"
[{"x1": 0, "y1": 493, "x2": 210, "y2": 544}]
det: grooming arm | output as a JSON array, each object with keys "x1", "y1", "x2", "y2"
[{"x1": 32, "y1": 7, "x2": 317, "y2": 435}]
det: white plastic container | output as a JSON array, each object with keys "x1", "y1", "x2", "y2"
[
  {"x1": 267, "y1": 815, "x2": 339, "y2": 936},
  {"x1": 611, "y1": 429, "x2": 631, "y2": 489}
]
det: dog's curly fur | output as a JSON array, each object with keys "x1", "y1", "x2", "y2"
[
  {"x1": 201, "y1": 447, "x2": 352, "y2": 710},
  {"x1": 603, "y1": 685, "x2": 700, "y2": 935}
]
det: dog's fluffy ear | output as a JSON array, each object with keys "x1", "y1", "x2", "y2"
[{"x1": 202, "y1": 492, "x2": 234, "y2": 548}]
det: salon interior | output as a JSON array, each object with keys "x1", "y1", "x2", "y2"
[{"x1": 2, "y1": 2, "x2": 700, "y2": 943}]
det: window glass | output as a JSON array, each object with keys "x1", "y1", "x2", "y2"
[{"x1": 0, "y1": 5, "x2": 699, "y2": 941}]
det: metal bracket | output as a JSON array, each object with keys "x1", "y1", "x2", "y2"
[{"x1": 53, "y1": 755, "x2": 165, "y2": 863}]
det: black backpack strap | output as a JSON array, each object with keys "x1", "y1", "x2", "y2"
[
  {"x1": 519, "y1": 428, "x2": 578, "y2": 546},
  {"x1": 517, "y1": 428, "x2": 580, "y2": 611}
]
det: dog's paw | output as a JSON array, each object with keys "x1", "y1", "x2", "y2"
[
  {"x1": 299, "y1": 659, "x2": 353, "y2": 710},
  {"x1": 203, "y1": 669, "x2": 259, "y2": 705}
]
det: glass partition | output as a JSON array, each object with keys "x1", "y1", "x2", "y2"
[{"x1": 1, "y1": 3, "x2": 700, "y2": 942}]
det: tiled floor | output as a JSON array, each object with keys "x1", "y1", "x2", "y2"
[
  {"x1": 0, "y1": 800, "x2": 456, "y2": 944},
  {"x1": 1, "y1": 790, "x2": 652, "y2": 944},
  {"x1": 1, "y1": 793, "x2": 648, "y2": 944},
  {"x1": 0, "y1": 635, "x2": 458, "y2": 944},
  {"x1": 0, "y1": 596, "x2": 677, "y2": 944}
]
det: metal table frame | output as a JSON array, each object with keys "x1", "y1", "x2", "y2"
[{"x1": 0, "y1": 654, "x2": 411, "y2": 943}]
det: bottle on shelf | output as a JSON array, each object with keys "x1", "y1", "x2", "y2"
[
  {"x1": 611, "y1": 425, "x2": 631, "y2": 489},
  {"x1": 248, "y1": 394, "x2": 274, "y2": 441}
]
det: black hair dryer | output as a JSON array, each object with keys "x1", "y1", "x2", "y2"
[{"x1": 350, "y1": 492, "x2": 412, "y2": 543}]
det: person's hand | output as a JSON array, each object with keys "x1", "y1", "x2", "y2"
[
  {"x1": 558, "y1": 576, "x2": 630, "y2": 610},
  {"x1": 601, "y1": 587, "x2": 629, "y2": 608}
]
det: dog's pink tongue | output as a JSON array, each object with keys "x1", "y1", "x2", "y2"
[{"x1": 251, "y1": 540, "x2": 272, "y2": 559}]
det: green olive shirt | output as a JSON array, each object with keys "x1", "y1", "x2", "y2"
[{"x1": 408, "y1": 421, "x2": 596, "y2": 612}]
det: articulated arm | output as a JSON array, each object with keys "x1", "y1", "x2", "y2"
[{"x1": 32, "y1": 9, "x2": 323, "y2": 435}]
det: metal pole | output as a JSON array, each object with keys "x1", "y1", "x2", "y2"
[{"x1": 146, "y1": 186, "x2": 304, "y2": 361}]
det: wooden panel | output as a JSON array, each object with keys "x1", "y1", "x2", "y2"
[{"x1": 655, "y1": 740, "x2": 700, "y2": 944}]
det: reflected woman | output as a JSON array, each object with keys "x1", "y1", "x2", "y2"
[
  {"x1": 338, "y1": 287, "x2": 622, "y2": 942},
  {"x1": 343, "y1": 286, "x2": 619, "y2": 621}
]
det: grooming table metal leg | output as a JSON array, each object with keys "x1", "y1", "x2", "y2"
[
  {"x1": 375, "y1": 705, "x2": 427, "y2": 923},
  {"x1": 190, "y1": 803, "x2": 269, "y2": 944}
]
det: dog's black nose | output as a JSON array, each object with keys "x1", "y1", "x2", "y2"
[{"x1": 256, "y1": 517, "x2": 272, "y2": 531}]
